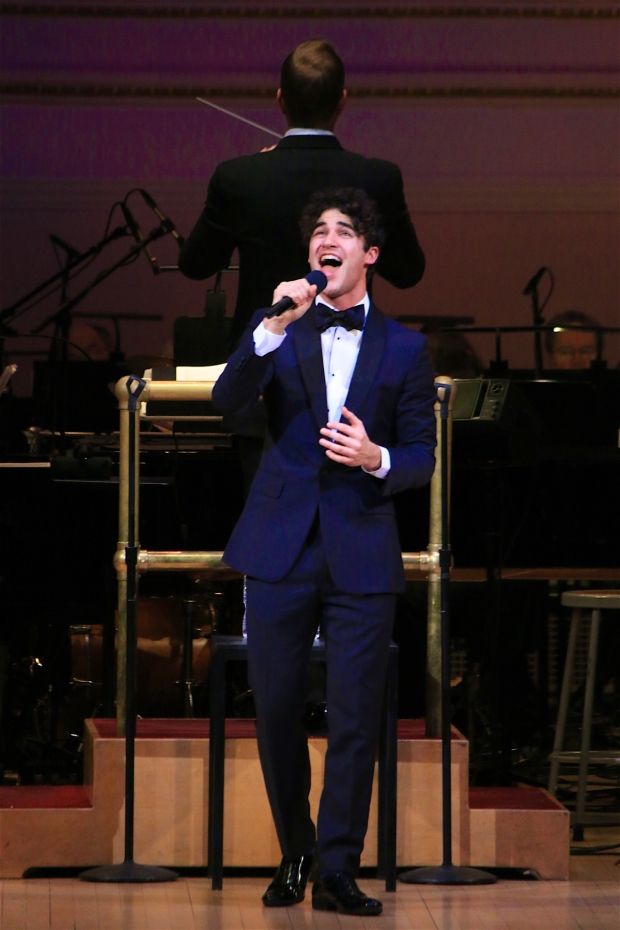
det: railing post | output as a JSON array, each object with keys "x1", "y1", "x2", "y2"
[
  {"x1": 115, "y1": 378, "x2": 130, "y2": 735},
  {"x1": 426, "y1": 377, "x2": 456, "y2": 738}
]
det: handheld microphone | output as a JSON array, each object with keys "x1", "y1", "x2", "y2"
[
  {"x1": 523, "y1": 266, "x2": 547, "y2": 297},
  {"x1": 121, "y1": 203, "x2": 160, "y2": 275},
  {"x1": 138, "y1": 189, "x2": 185, "y2": 247},
  {"x1": 264, "y1": 270, "x2": 328, "y2": 318}
]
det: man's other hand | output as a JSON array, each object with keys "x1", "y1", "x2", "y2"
[
  {"x1": 319, "y1": 407, "x2": 382, "y2": 470},
  {"x1": 263, "y1": 279, "x2": 317, "y2": 335}
]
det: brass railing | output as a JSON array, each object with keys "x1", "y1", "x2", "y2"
[{"x1": 113, "y1": 375, "x2": 455, "y2": 736}]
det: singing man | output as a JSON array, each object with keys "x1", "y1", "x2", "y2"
[{"x1": 212, "y1": 188, "x2": 436, "y2": 916}]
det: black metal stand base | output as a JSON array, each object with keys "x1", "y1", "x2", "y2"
[
  {"x1": 400, "y1": 386, "x2": 498, "y2": 893},
  {"x1": 81, "y1": 380, "x2": 179, "y2": 888},
  {"x1": 399, "y1": 864, "x2": 497, "y2": 885},
  {"x1": 80, "y1": 861, "x2": 177, "y2": 883}
]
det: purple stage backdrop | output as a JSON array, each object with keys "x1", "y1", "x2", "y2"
[
  {"x1": 2, "y1": 14, "x2": 618, "y2": 81},
  {"x1": 1, "y1": 4, "x2": 618, "y2": 393},
  {"x1": 1, "y1": 104, "x2": 617, "y2": 181}
]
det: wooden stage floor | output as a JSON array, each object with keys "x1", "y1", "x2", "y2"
[{"x1": 1, "y1": 829, "x2": 617, "y2": 930}]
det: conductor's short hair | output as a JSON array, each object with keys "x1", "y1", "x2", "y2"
[{"x1": 280, "y1": 40, "x2": 345, "y2": 128}]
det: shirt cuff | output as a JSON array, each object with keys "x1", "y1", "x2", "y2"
[
  {"x1": 363, "y1": 446, "x2": 391, "y2": 479},
  {"x1": 253, "y1": 320, "x2": 287, "y2": 356}
]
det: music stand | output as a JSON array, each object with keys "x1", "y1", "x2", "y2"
[
  {"x1": 80, "y1": 377, "x2": 177, "y2": 883},
  {"x1": 400, "y1": 383, "x2": 496, "y2": 886}
]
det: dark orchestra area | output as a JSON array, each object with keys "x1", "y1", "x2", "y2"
[
  {"x1": 2, "y1": 325, "x2": 618, "y2": 794},
  {"x1": 0, "y1": 6, "x2": 618, "y2": 921}
]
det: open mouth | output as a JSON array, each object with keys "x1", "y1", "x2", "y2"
[{"x1": 319, "y1": 254, "x2": 342, "y2": 268}]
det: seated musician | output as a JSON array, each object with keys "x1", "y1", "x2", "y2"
[
  {"x1": 67, "y1": 321, "x2": 111, "y2": 362},
  {"x1": 545, "y1": 311, "x2": 601, "y2": 371}
]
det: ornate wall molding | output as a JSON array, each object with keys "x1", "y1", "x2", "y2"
[
  {"x1": 1, "y1": 3, "x2": 619, "y2": 19},
  {"x1": 2, "y1": 83, "x2": 618, "y2": 98},
  {"x1": 4, "y1": 6, "x2": 616, "y2": 100}
]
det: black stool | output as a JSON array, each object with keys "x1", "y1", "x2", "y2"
[
  {"x1": 208, "y1": 635, "x2": 399, "y2": 891},
  {"x1": 548, "y1": 589, "x2": 620, "y2": 839}
]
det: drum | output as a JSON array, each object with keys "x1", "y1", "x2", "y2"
[{"x1": 70, "y1": 593, "x2": 220, "y2": 718}]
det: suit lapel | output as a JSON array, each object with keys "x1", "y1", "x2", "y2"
[
  {"x1": 342, "y1": 303, "x2": 387, "y2": 419},
  {"x1": 293, "y1": 301, "x2": 387, "y2": 428},
  {"x1": 293, "y1": 303, "x2": 328, "y2": 429}
]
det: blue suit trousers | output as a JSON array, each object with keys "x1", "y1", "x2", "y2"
[{"x1": 246, "y1": 519, "x2": 396, "y2": 876}]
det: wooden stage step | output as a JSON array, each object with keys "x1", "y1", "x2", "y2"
[
  {"x1": 0, "y1": 785, "x2": 92, "y2": 809},
  {"x1": 470, "y1": 786, "x2": 566, "y2": 811},
  {"x1": 76, "y1": 718, "x2": 465, "y2": 740},
  {"x1": 0, "y1": 719, "x2": 569, "y2": 879}
]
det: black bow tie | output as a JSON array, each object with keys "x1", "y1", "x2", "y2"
[{"x1": 315, "y1": 303, "x2": 366, "y2": 334}]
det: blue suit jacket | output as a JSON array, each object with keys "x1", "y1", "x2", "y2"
[{"x1": 213, "y1": 302, "x2": 436, "y2": 594}]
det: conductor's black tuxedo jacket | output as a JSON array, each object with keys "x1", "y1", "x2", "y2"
[{"x1": 179, "y1": 134, "x2": 425, "y2": 346}]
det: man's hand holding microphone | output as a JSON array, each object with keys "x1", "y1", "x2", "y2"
[{"x1": 263, "y1": 270, "x2": 327, "y2": 335}]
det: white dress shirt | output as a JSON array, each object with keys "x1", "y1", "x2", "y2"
[
  {"x1": 283, "y1": 128, "x2": 335, "y2": 137},
  {"x1": 253, "y1": 294, "x2": 391, "y2": 478}
]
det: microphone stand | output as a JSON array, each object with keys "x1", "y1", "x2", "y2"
[
  {"x1": 0, "y1": 224, "x2": 129, "y2": 369},
  {"x1": 49, "y1": 246, "x2": 73, "y2": 437},
  {"x1": 0, "y1": 225, "x2": 129, "y2": 329},
  {"x1": 31, "y1": 222, "x2": 173, "y2": 337},
  {"x1": 80, "y1": 376, "x2": 177, "y2": 884},
  {"x1": 24, "y1": 221, "x2": 172, "y2": 439},
  {"x1": 529, "y1": 284, "x2": 544, "y2": 380},
  {"x1": 400, "y1": 382, "x2": 497, "y2": 887}
]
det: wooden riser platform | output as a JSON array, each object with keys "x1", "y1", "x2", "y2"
[{"x1": 0, "y1": 719, "x2": 569, "y2": 879}]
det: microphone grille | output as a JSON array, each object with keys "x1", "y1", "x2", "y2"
[{"x1": 306, "y1": 270, "x2": 328, "y2": 294}]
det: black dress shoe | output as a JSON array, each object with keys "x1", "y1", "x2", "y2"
[
  {"x1": 262, "y1": 853, "x2": 315, "y2": 907},
  {"x1": 312, "y1": 872, "x2": 383, "y2": 916}
]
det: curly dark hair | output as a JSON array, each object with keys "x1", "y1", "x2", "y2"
[{"x1": 299, "y1": 187, "x2": 384, "y2": 253}]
